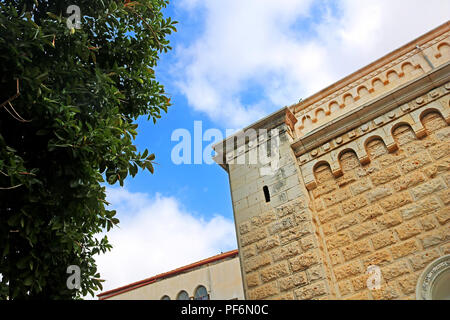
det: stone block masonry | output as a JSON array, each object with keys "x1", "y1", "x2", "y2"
[
  {"x1": 215, "y1": 23, "x2": 450, "y2": 300},
  {"x1": 305, "y1": 89, "x2": 450, "y2": 299}
]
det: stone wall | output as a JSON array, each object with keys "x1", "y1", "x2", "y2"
[
  {"x1": 229, "y1": 127, "x2": 334, "y2": 300},
  {"x1": 220, "y1": 22, "x2": 450, "y2": 300},
  {"x1": 308, "y1": 94, "x2": 449, "y2": 299}
]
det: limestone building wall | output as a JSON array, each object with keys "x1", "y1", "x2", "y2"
[
  {"x1": 214, "y1": 22, "x2": 450, "y2": 300},
  {"x1": 305, "y1": 86, "x2": 449, "y2": 299}
]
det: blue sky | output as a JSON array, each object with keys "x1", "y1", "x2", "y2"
[{"x1": 94, "y1": 0, "x2": 450, "y2": 296}]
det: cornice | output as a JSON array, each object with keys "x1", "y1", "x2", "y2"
[
  {"x1": 290, "y1": 22, "x2": 450, "y2": 140},
  {"x1": 292, "y1": 62, "x2": 450, "y2": 159}
]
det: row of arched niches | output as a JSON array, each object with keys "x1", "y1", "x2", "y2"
[{"x1": 303, "y1": 101, "x2": 450, "y2": 190}]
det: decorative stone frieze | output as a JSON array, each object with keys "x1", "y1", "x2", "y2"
[{"x1": 297, "y1": 84, "x2": 450, "y2": 190}]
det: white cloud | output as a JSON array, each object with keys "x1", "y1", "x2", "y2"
[
  {"x1": 174, "y1": 0, "x2": 450, "y2": 128},
  {"x1": 92, "y1": 188, "x2": 236, "y2": 298}
]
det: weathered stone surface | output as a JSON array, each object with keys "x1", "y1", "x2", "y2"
[
  {"x1": 377, "y1": 211, "x2": 403, "y2": 229},
  {"x1": 340, "y1": 152, "x2": 361, "y2": 171},
  {"x1": 260, "y1": 262, "x2": 290, "y2": 283},
  {"x1": 394, "y1": 125, "x2": 417, "y2": 146},
  {"x1": 275, "y1": 292, "x2": 295, "y2": 300},
  {"x1": 348, "y1": 291, "x2": 370, "y2": 300},
  {"x1": 322, "y1": 223, "x2": 335, "y2": 236},
  {"x1": 366, "y1": 186, "x2": 392, "y2": 202},
  {"x1": 371, "y1": 230, "x2": 397, "y2": 249},
  {"x1": 242, "y1": 246, "x2": 257, "y2": 259},
  {"x1": 391, "y1": 172, "x2": 425, "y2": 192},
  {"x1": 279, "y1": 222, "x2": 313, "y2": 245},
  {"x1": 342, "y1": 195, "x2": 368, "y2": 214},
  {"x1": 278, "y1": 272, "x2": 308, "y2": 291},
  {"x1": 338, "y1": 280, "x2": 353, "y2": 296},
  {"x1": 318, "y1": 207, "x2": 342, "y2": 224},
  {"x1": 336, "y1": 172, "x2": 357, "y2": 187},
  {"x1": 366, "y1": 139, "x2": 388, "y2": 159},
  {"x1": 410, "y1": 178, "x2": 446, "y2": 200},
  {"x1": 351, "y1": 273, "x2": 370, "y2": 291},
  {"x1": 329, "y1": 250, "x2": 344, "y2": 266},
  {"x1": 246, "y1": 273, "x2": 260, "y2": 288},
  {"x1": 382, "y1": 261, "x2": 410, "y2": 281},
  {"x1": 399, "y1": 196, "x2": 441, "y2": 220},
  {"x1": 350, "y1": 179, "x2": 372, "y2": 195},
  {"x1": 429, "y1": 142, "x2": 450, "y2": 160},
  {"x1": 239, "y1": 221, "x2": 251, "y2": 235},
  {"x1": 377, "y1": 151, "x2": 407, "y2": 168},
  {"x1": 349, "y1": 221, "x2": 378, "y2": 240},
  {"x1": 335, "y1": 214, "x2": 359, "y2": 231},
  {"x1": 307, "y1": 265, "x2": 325, "y2": 282},
  {"x1": 422, "y1": 157, "x2": 450, "y2": 178},
  {"x1": 362, "y1": 249, "x2": 393, "y2": 268},
  {"x1": 420, "y1": 215, "x2": 438, "y2": 231},
  {"x1": 312, "y1": 182, "x2": 337, "y2": 198},
  {"x1": 395, "y1": 220, "x2": 422, "y2": 240},
  {"x1": 380, "y1": 192, "x2": 413, "y2": 211},
  {"x1": 256, "y1": 236, "x2": 280, "y2": 253},
  {"x1": 334, "y1": 262, "x2": 363, "y2": 281},
  {"x1": 258, "y1": 212, "x2": 277, "y2": 226},
  {"x1": 341, "y1": 239, "x2": 372, "y2": 261},
  {"x1": 268, "y1": 216, "x2": 296, "y2": 235},
  {"x1": 323, "y1": 189, "x2": 352, "y2": 208},
  {"x1": 398, "y1": 152, "x2": 432, "y2": 174},
  {"x1": 418, "y1": 229, "x2": 449, "y2": 248},
  {"x1": 409, "y1": 248, "x2": 440, "y2": 271},
  {"x1": 371, "y1": 166, "x2": 401, "y2": 185},
  {"x1": 358, "y1": 205, "x2": 384, "y2": 221},
  {"x1": 435, "y1": 126, "x2": 450, "y2": 141},
  {"x1": 391, "y1": 240, "x2": 419, "y2": 259},
  {"x1": 271, "y1": 242, "x2": 301, "y2": 262},
  {"x1": 300, "y1": 234, "x2": 317, "y2": 251},
  {"x1": 397, "y1": 274, "x2": 419, "y2": 295},
  {"x1": 289, "y1": 251, "x2": 319, "y2": 272},
  {"x1": 294, "y1": 281, "x2": 327, "y2": 300},
  {"x1": 241, "y1": 228, "x2": 267, "y2": 247},
  {"x1": 294, "y1": 211, "x2": 312, "y2": 224},
  {"x1": 244, "y1": 254, "x2": 271, "y2": 273},
  {"x1": 327, "y1": 232, "x2": 352, "y2": 250},
  {"x1": 436, "y1": 207, "x2": 450, "y2": 225},
  {"x1": 371, "y1": 285, "x2": 400, "y2": 300},
  {"x1": 248, "y1": 282, "x2": 278, "y2": 300}
]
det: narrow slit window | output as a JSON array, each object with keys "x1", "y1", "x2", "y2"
[{"x1": 263, "y1": 186, "x2": 270, "y2": 202}]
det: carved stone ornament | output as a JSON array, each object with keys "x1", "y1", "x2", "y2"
[{"x1": 416, "y1": 255, "x2": 450, "y2": 300}]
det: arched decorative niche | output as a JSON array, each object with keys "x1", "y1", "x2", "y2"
[
  {"x1": 313, "y1": 160, "x2": 333, "y2": 184},
  {"x1": 391, "y1": 122, "x2": 417, "y2": 146},
  {"x1": 435, "y1": 42, "x2": 450, "y2": 59},
  {"x1": 357, "y1": 85, "x2": 370, "y2": 98},
  {"x1": 364, "y1": 136, "x2": 389, "y2": 160},
  {"x1": 338, "y1": 149, "x2": 361, "y2": 173},
  {"x1": 386, "y1": 70, "x2": 400, "y2": 83},
  {"x1": 420, "y1": 109, "x2": 448, "y2": 133}
]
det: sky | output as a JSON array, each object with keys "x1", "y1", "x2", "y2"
[{"x1": 93, "y1": 0, "x2": 450, "y2": 297}]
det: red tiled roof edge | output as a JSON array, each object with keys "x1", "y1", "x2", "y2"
[{"x1": 97, "y1": 249, "x2": 239, "y2": 299}]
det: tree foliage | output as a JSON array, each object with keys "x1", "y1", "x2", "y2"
[{"x1": 0, "y1": 0, "x2": 176, "y2": 299}]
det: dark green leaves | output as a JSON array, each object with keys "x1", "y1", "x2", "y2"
[{"x1": 0, "y1": 0, "x2": 176, "y2": 300}]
